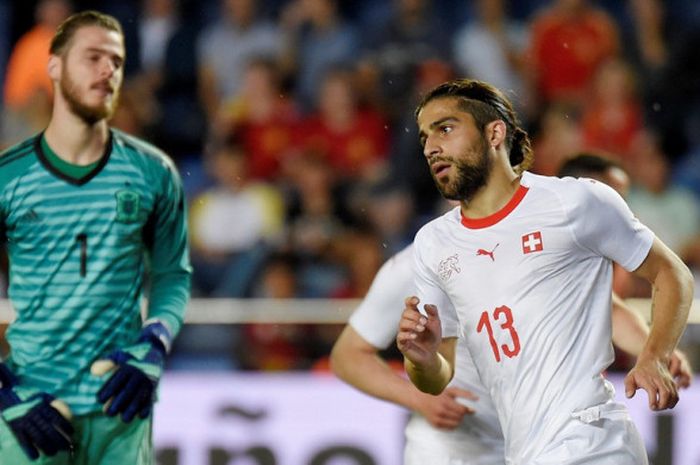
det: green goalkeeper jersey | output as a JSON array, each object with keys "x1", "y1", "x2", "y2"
[{"x1": 0, "y1": 129, "x2": 192, "y2": 415}]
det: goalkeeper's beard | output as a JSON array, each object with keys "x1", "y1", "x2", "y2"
[{"x1": 60, "y1": 67, "x2": 119, "y2": 124}]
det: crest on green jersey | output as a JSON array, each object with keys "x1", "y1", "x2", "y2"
[{"x1": 115, "y1": 189, "x2": 140, "y2": 223}]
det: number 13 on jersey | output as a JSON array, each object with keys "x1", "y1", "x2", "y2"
[{"x1": 477, "y1": 305, "x2": 521, "y2": 362}]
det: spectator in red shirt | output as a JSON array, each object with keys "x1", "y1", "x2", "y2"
[
  {"x1": 219, "y1": 57, "x2": 302, "y2": 181},
  {"x1": 581, "y1": 59, "x2": 644, "y2": 165},
  {"x1": 297, "y1": 66, "x2": 390, "y2": 181},
  {"x1": 527, "y1": 0, "x2": 620, "y2": 108}
]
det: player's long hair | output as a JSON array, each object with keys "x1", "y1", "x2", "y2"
[
  {"x1": 415, "y1": 79, "x2": 534, "y2": 174},
  {"x1": 50, "y1": 10, "x2": 123, "y2": 56}
]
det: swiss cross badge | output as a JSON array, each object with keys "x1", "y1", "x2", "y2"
[{"x1": 521, "y1": 231, "x2": 543, "y2": 254}]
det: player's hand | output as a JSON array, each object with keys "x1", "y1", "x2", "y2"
[
  {"x1": 396, "y1": 297, "x2": 442, "y2": 367},
  {"x1": 0, "y1": 364, "x2": 74, "y2": 460},
  {"x1": 669, "y1": 349, "x2": 693, "y2": 389},
  {"x1": 624, "y1": 353, "x2": 679, "y2": 411},
  {"x1": 415, "y1": 386, "x2": 478, "y2": 430},
  {"x1": 92, "y1": 322, "x2": 170, "y2": 422}
]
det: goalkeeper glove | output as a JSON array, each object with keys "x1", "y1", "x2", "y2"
[
  {"x1": 0, "y1": 363, "x2": 74, "y2": 460},
  {"x1": 92, "y1": 321, "x2": 171, "y2": 422}
]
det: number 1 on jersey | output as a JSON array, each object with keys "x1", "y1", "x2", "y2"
[
  {"x1": 477, "y1": 305, "x2": 521, "y2": 362},
  {"x1": 76, "y1": 233, "x2": 87, "y2": 277}
]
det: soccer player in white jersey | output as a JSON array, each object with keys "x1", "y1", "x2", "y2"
[
  {"x1": 331, "y1": 244, "x2": 505, "y2": 465},
  {"x1": 332, "y1": 152, "x2": 692, "y2": 464},
  {"x1": 332, "y1": 240, "x2": 691, "y2": 464},
  {"x1": 396, "y1": 79, "x2": 694, "y2": 464}
]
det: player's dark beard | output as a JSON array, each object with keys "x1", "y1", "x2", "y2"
[
  {"x1": 433, "y1": 137, "x2": 492, "y2": 202},
  {"x1": 60, "y1": 68, "x2": 118, "y2": 124}
]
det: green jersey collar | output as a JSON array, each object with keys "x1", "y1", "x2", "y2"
[{"x1": 36, "y1": 131, "x2": 112, "y2": 186}]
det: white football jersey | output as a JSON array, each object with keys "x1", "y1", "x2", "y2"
[
  {"x1": 413, "y1": 172, "x2": 654, "y2": 463},
  {"x1": 349, "y1": 245, "x2": 505, "y2": 464}
]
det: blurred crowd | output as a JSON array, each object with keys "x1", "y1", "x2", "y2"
[{"x1": 2, "y1": 0, "x2": 700, "y2": 371}]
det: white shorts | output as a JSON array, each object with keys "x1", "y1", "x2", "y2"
[
  {"x1": 513, "y1": 401, "x2": 649, "y2": 465},
  {"x1": 404, "y1": 414, "x2": 505, "y2": 465}
]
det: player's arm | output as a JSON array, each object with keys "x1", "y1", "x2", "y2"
[
  {"x1": 93, "y1": 158, "x2": 192, "y2": 422},
  {"x1": 624, "y1": 237, "x2": 694, "y2": 410},
  {"x1": 611, "y1": 292, "x2": 650, "y2": 356},
  {"x1": 397, "y1": 297, "x2": 456, "y2": 395},
  {"x1": 144, "y1": 159, "x2": 192, "y2": 337},
  {"x1": 611, "y1": 292, "x2": 692, "y2": 388},
  {"x1": 568, "y1": 179, "x2": 693, "y2": 409},
  {"x1": 332, "y1": 245, "x2": 476, "y2": 428},
  {"x1": 332, "y1": 325, "x2": 422, "y2": 407},
  {"x1": 331, "y1": 325, "x2": 474, "y2": 429}
]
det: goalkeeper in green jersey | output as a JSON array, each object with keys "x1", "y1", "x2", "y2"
[{"x1": 0, "y1": 10, "x2": 191, "y2": 464}]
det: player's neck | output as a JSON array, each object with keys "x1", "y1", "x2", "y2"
[
  {"x1": 460, "y1": 162, "x2": 521, "y2": 220},
  {"x1": 45, "y1": 107, "x2": 110, "y2": 166}
]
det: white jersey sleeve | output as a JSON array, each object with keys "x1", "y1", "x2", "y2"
[
  {"x1": 563, "y1": 178, "x2": 654, "y2": 271},
  {"x1": 348, "y1": 245, "x2": 415, "y2": 349},
  {"x1": 414, "y1": 218, "x2": 461, "y2": 339}
]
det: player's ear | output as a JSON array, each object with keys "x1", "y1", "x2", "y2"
[
  {"x1": 486, "y1": 120, "x2": 507, "y2": 149},
  {"x1": 47, "y1": 54, "x2": 61, "y2": 82}
]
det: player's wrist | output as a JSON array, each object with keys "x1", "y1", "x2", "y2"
[
  {"x1": 405, "y1": 385, "x2": 430, "y2": 411},
  {"x1": 638, "y1": 345, "x2": 672, "y2": 365},
  {"x1": 406, "y1": 352, "x2": 451, "y2": 395},
  {"x1": 409, "y1": 387, "x2": 444, "y2": 416},
  {"x1": 0, "y1": 365, "x2": 48, "y2": 410},
  {"x1": 138, "y1": 320, "x2": 172, "y2": 355},
  {"x1": 415, "y1": 351, "x2": 446, "y2": 375},
  {"x1": 95, "y1": 324, "x2": 167, "y2": 422}
]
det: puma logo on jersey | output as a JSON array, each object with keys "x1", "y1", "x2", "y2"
[
  {"x1": 476, "y1": 243, "x2": 499, "y2": 261},
  {"x1": 438, "y1": 254, "x2": 461, "y2": 281}
]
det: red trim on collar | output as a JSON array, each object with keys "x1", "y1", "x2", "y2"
[{"x1": 460, "y1": 185, "x2": 529, "y2": 229}]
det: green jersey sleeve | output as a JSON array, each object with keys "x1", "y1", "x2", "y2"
[{"x1": 143, "y1": 158, "x2": 192, "y2": 337}]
